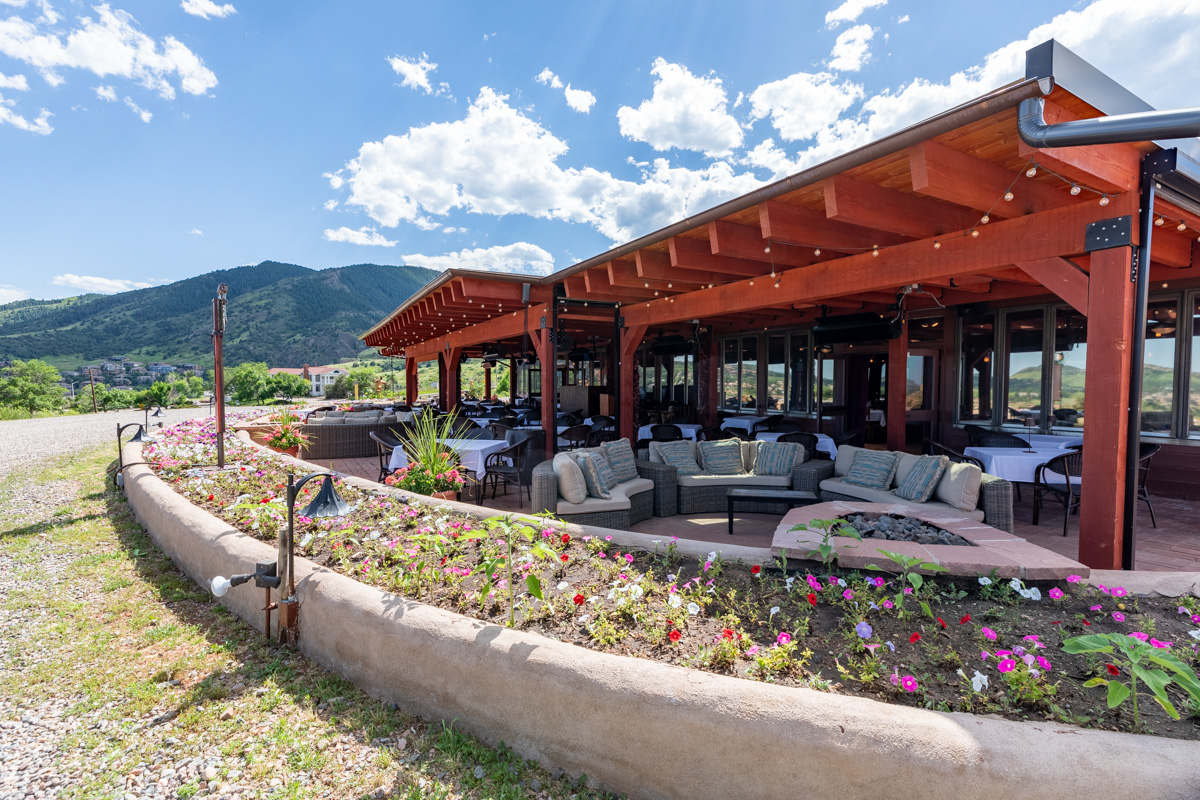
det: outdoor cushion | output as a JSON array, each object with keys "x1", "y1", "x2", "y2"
[
  {"x1": 378, "y1": 414, "x2": 397, "y2": 424},
  {"x1": 576, "y1": 453, "x2": 613, "y2": 500},
  {"x1": 654, "y1": 440, "x2": 702, "y2": 475},
  {"x1": 700, "y1": 440, "x2": 745, "y2": 475},
  {"x1": 308, "y1": 416, "x2": 344, "y2": 425},
  {"x1": 842, "y1": 450, "x2": 899, "y2": 490},
  {"x1": 740, "y1": 439, "x2": 759, "y2": 473},
  {"x1": 554, "y1": 477, "x2": 652, "y2": 516},
  {"x1": 754, "y1": 441, "x2": 800, "y2": 476},
  {"x1": 676, "y1": 473, "x2": 792, "y2": 488},
  {"x1": 834, "y1": 444, "x2": 865, "y2": 477},
  {"x1": 891, "y1": 453, "x2": 924, "y2": 488},
  {"x1": 894, "y1": 455, "x2": 949, "y2": 502},
  {"x1": 818, "y1": 477, "x2": 986, "y2": 522},
  {"x1": 648, "y1": 440, "x2": 700, "y2": 467},
  {"x1": 934, "y1": 462, "x2": 983, "y2": 511},
  {"x1": 325, "y1": 410, "x2": 345, "y2": 417},
  {"x1": 601, "y1": 439, "x2": 639, "y2": 483},
  {"x1": 344, "y1": 411, "x2": 380, "y2": 421},
  {"x1": 553, "y1": 452, "x2": 587, "y2": 504}
]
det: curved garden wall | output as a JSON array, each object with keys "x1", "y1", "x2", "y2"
[{"x1": 120, "y1": 442, "x2": 1200, "y2": 800}]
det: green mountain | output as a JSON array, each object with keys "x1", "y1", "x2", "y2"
[{"x1": 0, "y1": 261, "x2": 438, "y2": 368}]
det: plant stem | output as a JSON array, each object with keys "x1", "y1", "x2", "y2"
[{"x1": 1131, "y1": 675, "x2": 1140, "y2": 732}]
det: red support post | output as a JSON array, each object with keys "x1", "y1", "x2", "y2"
[
  {"x1": 1079, "y1": 246, "x2": 1135, "y2": 569},
  {"x1": 405, "y1": 358, "x2": 418, "y2": 406},
  {"x1": 537, "y1": 329, "x2": 556, "y2": 454},
  {"x1": 887, "y1": 319, "x2": 908, "y2": 452},
  {"x1": 483, "y1": 364, "x2": 492, "y2": 401},
  {"x1": 618, "y1": 325, "x2": 648, "y2": 442},
  {"x1": 442, "y1": 347, "x2": 462, "y2": 412}
]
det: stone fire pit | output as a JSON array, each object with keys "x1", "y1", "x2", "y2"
[
  {"x1": 841, "y1": 512, "x2": 972, "y2": 547},
  {"x1": 772, "y1": 501, "x2": 1088, "y2": 580}
]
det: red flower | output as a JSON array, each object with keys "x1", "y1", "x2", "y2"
[
  {"x1": 560, "y1": 554, "x2": 569, "y2": 563},
  {"x1": 959, "y1": 615, "x2": 971, "y2": 624},
  {"x1": 806, "y1": 593, "x2": 817, "y2": 606},
  {"x1": 909, "y1": 632, "x2": 921, "y2": 643},
  {"x1": 561, "y1": 533, "x2": 570, "y2": 544},
  {"x1": 1106, "y1": 663, "x2": 1120, "y2": 676},
  {"x1": 668, "y1": 629, "x2": 681, "y2": 643},
  {"x1": 573, "y1": 594, "x2": 585, "y2": 606},
  {"x1": 260, "y1": 497, "x2": 270, "y2": 504},
  {"x1": 750, "y1": 565, "x2": 762, "y2": 575},
  {"x1": 1082, "y1": 619, "x2": 1091, "y2": 626},
  {"x1": 937, "y1": 617, "x2": 947, "y2": 629},
  {"x1": 721, "y1": 628, "x2": 735, "y2": 641},
  {"x1": 207, "y1": 494, "x2": 214, "y2": 501}
]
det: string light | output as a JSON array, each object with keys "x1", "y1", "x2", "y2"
[
  {"x1": 1025, "y1": 166, "x2": 1038, "y2": 178},
  {"x1": 1177, "y1": 222, "x2": 1187, "y2": 232},
  {"x1": 933, "y1": 240, "x2": 941, "y2": 249},
  {"x1": 872, "y1": 246, "x2": 880, "y2": 257},
  {"x1": 1070, "y1": 184, "x2": 1081, "y2": 196},
  {"x1": 980, "y1": 214, "x2": 990, "y2": 224},
  {"x1": 1099, "y1": 195, "x2": 1110, "y2": 206},
  {"x1": 971, "y1": 229, "x2": 980, "y2": 238},
  {"x1": 1155, "y1": 216, "x2": 1165, "y2": 226},
  {"x1": 1004, "y1": 191, "x2": 1014, "y2": 202},
  {"x1": 814, "y1": 248, "x2": 821, "y2": 256}
]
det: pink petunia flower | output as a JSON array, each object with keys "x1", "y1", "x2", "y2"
[
  {"x1": 777, "y1": 632, "x2": 792, "y2": 646},
  {"x1": 1037, "y1": 656, "x2": 1052, "y2": 672},
  {"x1": 1150, "y1": 638, "x2": 1173, "y2": 649},
  {"x1": 900, "y1": 675, "x2": 918, "y2": 692},
  {"x1": 1111, "y1": 586, "x2": 1127, "y2": 598},
  {"x1": 1128, "y1": 631, "x2": 1149, "y2": 642},
  {"x1": 997, "y1": 658, "x2": 1017, "y2": 673},
  {"x1": 1048, "y1": 587, "x2": 1064, "y2": 600},
  {"x1": 871, "y1": 577, "x2": 885, "y2": 588},
  {"x1": 882, "y1": 600, "x2": 894, "y2": 609},
  {"x1": 625, "y1": 553, "x2": 634, "y2": 563},
  {"x1": 1066, "y1": 575, "x2": 1081, "y2": 583},
  {"x1": 1089, "y1": 605, "x2": 1102, "y2": 611},
  {"x1": 842, "y1": 589, "x2": 854, "y2": 600},
  {"x1": 981, "y1": 627, "x2": 997, "y2": 641},
  {"x1": 1112, "y1": 612, "x2": 1125, "y2": 622},
  {"x1": 981, "y1": 650, "x2": 991, "y2": 661}
]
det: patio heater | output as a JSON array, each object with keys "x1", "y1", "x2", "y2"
[
  {"x1": 209, "y1": 471, "x2": 350, "y2": 645},
  {"x1": 212, "y1": 284, "x2": 228, "y2": 469}
]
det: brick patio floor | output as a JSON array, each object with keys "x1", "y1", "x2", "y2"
[{"x1": 330, "y1": 456, "x2": 1199, "y2": 572}]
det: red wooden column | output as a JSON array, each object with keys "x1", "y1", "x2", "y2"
[
  {"x1": 699, "y1": 327, "x2": 719, "y2": 427},
  {"x1": 483, "y1": 364, "x2": 492, "y2": 400},
  {"x1": 536, "y1": 328, "x2": 556, "y2": 453},
  {"x1": 508, "y1": 357, "x2": 517, "y2": 403},
  {"x1": 405, "y1": 358, "x2": 418, "y2": 405},
  {"x1": 1079, "y1": 246, "x2": 1135, "y2": 569},
  {"x1": 441, "y1": 347, "x2": 462, "y2": 412},
  {"x1": 886, "y1": 319, "x2": 908, "y2": 452},
  {"x1": 618, "y1": 325, "x2": 648, "y2": 442}
]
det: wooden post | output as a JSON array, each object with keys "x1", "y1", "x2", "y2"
[
  {"x1": 1079, "y1": 246, "x2": 1135, "y2": 569},
  {"x1": 483, "y1": 364, "x2": 492, "y2": 400},
  {"x1": 442, "y1": 347, "x2": 462, "y2": 412},
  {"x1": 887, "y1": 319, "x2": 908, "y2": 452},
  {"x1": 699, "y1": 327, "x2": 719, "y2": 427},
  {"x1": 619, "y1": 325, "x2": 648, "y2": 442},
  {"x1": 537, "y1": 328, "x2": 556, "y2": 454}
]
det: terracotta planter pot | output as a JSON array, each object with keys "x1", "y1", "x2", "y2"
[
  {"x1": 431, "y1": 490, "x2": 457, "y2": 501},
  {"x1": 268, "y1": 445, "x2": 301, "y2": 458}
]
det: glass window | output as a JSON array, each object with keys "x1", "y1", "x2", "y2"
[
  {"x1": 1142, "y1": 299, "x2": 1177, "y2": 434},
  {"x1": 741, "y1": 337, "x2": 758, "y2": 411},
  {"x1": 909, "y1": 316, "x2": 943, "y2": 345},
  {"x1": 1191, "y1": 295, "x2": 1200, "y2": 437},
  {"x1": 1004, "y1": 310, "x2": 1044, "y2": 425},
  {"x1": 766, "y1": 335, "x2": 786, "y2": 411},
  {"x1": 815, "y1": 347, "x2": 835, "y2": 407},
  {"x1": 1051, "y1": 308, "x2": 1087, "y2": 429},
  {"x1": 671, "y1": 353, "x2": 688, "y2": 405},
  {"x1": 722, "y1": 339, "x2": 739, "y2": 410},
  {"x1": 788, "y1": 333, "x2": 810, "y2": 413},
  {"x1": 959, "y1": 313, "x2": 994, "y2": 421},
  {"x1": 906, "y1": 355, "x2": 932, "y2": 410}
]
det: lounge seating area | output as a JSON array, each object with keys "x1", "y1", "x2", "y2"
[{"x1": 300, "y1": 406, "x2": 412, "y2": 459}]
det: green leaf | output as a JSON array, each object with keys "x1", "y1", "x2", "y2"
[
  {"x1": 865, "y1": 563, "x2": 882, "y2": 572},
  {"x1": 1131, "y1": 665, "x2": 1173, "y2": 707},
  {"x1": 921, "y1": 562, "x2": 949, "y2": 573},
  {"x1": 1151, "y1": 693, "x2": 1181, "y2": 721},
  {"x1": 1146, "y1": 651, "x2": 1200, "y2": 700},
  {"x1": 1062, "y1": 634, "x2": 1116, "y2": 655},
  {"x1": 1082, "y1": 677, "x2": 1109, "y2": 688},
  {"x1": 908, "y1": 573, "x2": 924, "y2": 591},
  {"x1": 1106, "y1": 680, "x2": 1131, "y2": 709},
  {"x1": 525, "y1": 575, "x2": 543, "y2": 601},
  {"x1": 919, "y1": 600, "x2": 934, "y2": 620}
]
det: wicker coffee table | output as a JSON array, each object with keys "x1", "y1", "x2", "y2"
[{"x1": 727, "y1": 488, "x2": 818, "y2": 535}]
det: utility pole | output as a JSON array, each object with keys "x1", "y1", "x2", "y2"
[
  {"x1": 213, "y1": 284, "x2": 228, "y2": 469},
  {"x1": 89, "y1": 371, "x2": 98, "y2": 413}
]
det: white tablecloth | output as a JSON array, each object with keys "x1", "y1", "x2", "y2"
[
  {"x1": 638, "y1": 423, "x2": 702, "y2": 441},
  {"x1": 389, "y1": 438, "x2": 508, "y2": 478},
  {"x1": 755, "y1": 431, "x2": 838, "y2": 459},
  {"x1": 1017, "y1": 433, "x2": 1083, "y2": 450},
  {"x1": 963, "y1": 446, "x2": 1071, "y2": 484},
  {"x1": 867, "y1": 409, "x2": 887, "y2": 427},
  {"x1": 721, "y1": 415, "x2": 767, "y2": 433}
]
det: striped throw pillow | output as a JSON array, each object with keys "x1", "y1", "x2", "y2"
[
  {"x1": 657, "y1": 440, "x2": 702, "y2": 475},
  {"x1": 700, "y1": 439, "x2": 745, "y2": 475},
  {"x1": 601, "y1": 439, "x2": 639, "y2": 483},
  {"x1": 843, "y1": 450, "x2": 899, "y2": 489},
  {"x1": 894, "y1": 455, "x2": 949, "y2": 502},
  {"x1": 575, "y1": 453, "x2": 613, "y2": 500},
  {"x1": 754, "y1": 441, "x2": 800, "y2": 476}
]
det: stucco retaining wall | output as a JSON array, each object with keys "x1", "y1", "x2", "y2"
[{"x1": 121, "y1": 442, "x2": 1200, "y2": 800}]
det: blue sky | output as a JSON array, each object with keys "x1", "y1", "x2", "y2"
[{"x1": 1, "y1": 0, "x2": 1199, "y2": 302}]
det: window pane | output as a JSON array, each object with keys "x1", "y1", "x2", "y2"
[
  {"x1": 723, "y1": 339, "x2": 739, "y2": 410},
  {"x1": 672, "y1": 354, "x2": 688, "y2": 405},
  {"x1": 1052, "y1": 308, "x2": 1086, "y2": 428},
  {"x1": 959, "y1": 313, "x2": 994, "y2": 421},
  {"x1": 1142, "y1": 300, "x2": 1177, "y2": 434},
  {"x1": 816, "y1": 351, "x2": 835, "y2": 406},
  {"x1": 1192, "y1": 295, "x2": 1200, "y2": 437},
  {"x1": 788, "y1": 333, "x2": 809, "y2": 413},
  {"x1": 766, "y1": 335, "x2": 786, "y2": 411},
  {"x1": 741, "y1": 337, "x2": 758, "y2": 411},
  {"x1": 1005, "y1": 310, "x2": 1044, "y2": 424},
  {"x1": 909, "y1": 316, "x2": 943, "y2": 344},
  {"x1": 906, "y1": 355, "x2": 931, "y2": 410}
]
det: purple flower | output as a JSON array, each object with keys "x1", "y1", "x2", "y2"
[
  {"x1": 1022, "y1": 653, "x2": 1035, "y2": 666},
  {"x1": 981, "y1": 650, "x2": 991, "y2": 661},
  {"x1": 855, "y1": 621, "x2": 873, "y2": 639},
  {"x1": 997, "y1": 658, "x2": 1017, "y2": 673},
  {"x1": 1112, "y1": 611, "x2": 1125, "y2": 622},
  {"x1": 1089, "y1": 604, "x2": 1102, "y2": 611}
]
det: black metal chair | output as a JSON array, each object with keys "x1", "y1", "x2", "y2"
[
  {"x1": 588, "y1": 415, "x2": 617, "y2": 447},
  {"x1": 651, "y1": 424, "x2": 683, "y2": 442},
  {"x1": 1138, "y1": 442, "x2": 1160, "y2": 527},
  {"x1": 1033, "y1": 451, "x2": 1085, "y2": 536},
  {"x1": 560, "y1": 424, "x2": 592, "y2": 450},
  {"x1": 699, "y1": 425, "x2": 733, "y2": 442},
  {"x1": 483, "y1": 436, "x2": 531, "y2": 506},
  {"x1": 963, "y1": 424, "x2": 1028, "y2": 448},
  {"x1": 925, "y1": 439, "x2": 985, "y2": 471},
  {"x1": 369, "y1": 430, "x2": 402, "y2": 483},
  {"x1": 751, "y1": 416, "x2": 782, "y2": 436},
  {"x1": 778, "y1": 431, "x2": 822, "y2": 461},
  {"x1": 834, "y1": 428, "x2": 861, "y2": 448},
  {"x1": 487, "y1": 420, "x2": 515, "y2": 440}
]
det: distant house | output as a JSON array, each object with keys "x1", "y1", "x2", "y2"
[
  {"x1": 175, "y1": 363, "x2": 203, "y2": 376},
  {"x1": 147, "y1": 363, "x2": 176, "y2": 375},
  {"x1": 308, "y1": 365, "x2": 349, "y2": 396}
]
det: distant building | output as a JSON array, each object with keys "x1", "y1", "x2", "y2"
[
  {"x1": 106, "y1": 356, "x2": 127, "y2": 362},
  {"x1": 147, "y1": 363, "x2": 176, "y2": 374},
  {"x1": 175, "y1": 363, "x2": 202, "y2": 376}
]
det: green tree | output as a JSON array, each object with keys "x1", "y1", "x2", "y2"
[
  {"x1": 272, "y1": 372, "x2": 310, "y2": 401},
  {"x1": 184, "y1": 375, "x2": 205, "y2": 398},
  {"x1": 324, "y1": 375, "x2": 350, "y2": 399},
  {"x1": 143, "y1": 380, "x2": 174, "y2": 408},
  {"x1": 0, "y1": 359, "x2": 65, "y2": 416},
  {"x1": 224, "y1": 362, "x2": 272, "y2": 404}
]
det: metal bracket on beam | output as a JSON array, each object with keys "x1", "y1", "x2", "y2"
[
  {"x1": 1084, "y1": 215, "x2": 1133, "y2": 252},
  {"x1": 540, "y1": 315, "x2": 547, "y2": 329},
  {"x1": 618, "y1": 315, "x2": 625, "y2": 329}
]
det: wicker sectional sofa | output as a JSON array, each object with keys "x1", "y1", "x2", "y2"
[
  {"x1": 793, "y1": 445, "x2": 1014, "y2": 532},
  {"x1": 300, "y1": 408, "x2": 410, "y2": 460},
  {"x1": 532, "y1": 442, "x2": 678, "y2": 528}
]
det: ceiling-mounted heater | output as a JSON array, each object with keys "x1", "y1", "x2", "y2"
[
  {"x1": 812, "y1": 313, "x2": 903, "y2": 346},
  {"x1": 650, "y1": 334, "x2": 695, "y2": 356}
]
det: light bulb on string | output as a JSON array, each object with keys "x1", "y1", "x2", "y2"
[
  {"x1": 763, "y1": 245, "x2": 771, "y2": 254},
  {"x1": 1099, "y1": 195, "x2": 1110, "y2": 206},
  {"x1": 1178, "y1": 222, "x2": 1187, "y2": 232},
  {"x1": 1025, "y1": 166, "x2": 1038, "y2": 178},
  {"x1": 1155, "y1": 216, "x2": 1165, "y2": 227},
  {"x1": 872, "y1": 245, "x2": 880, "y2": 257},
  {"x1": 814, "y1": 248, "x2": 821, "y2": 256},
  {"x1": 1004, "y1": 191, "x2": 1014, "y2": 202},
  {"x1": 933, "y1": 240, "x2": 941, "y2": 249},
  {"x1": 980, "y1": 214, "x2": 990, "y2": 224},
  {"x1": 971, "y1": 229, "x2": 980, "y2": 238},
  {"x1": 1070, "y1": 184, "x2": 1081, "y2": 196}
]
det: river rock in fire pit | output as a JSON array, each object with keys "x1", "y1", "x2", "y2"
[{"x1": 840, "y1": 513, "x2": 972, "y2": 547}]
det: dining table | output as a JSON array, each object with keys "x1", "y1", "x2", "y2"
[
  {"x1": 638, "y1": 423, "x2": 703, "y2": 441},
  {"x1": 1016, "y1": 432, "x2": 1084, "y2": 450},
  {"x1": 962, "y1": 446, "x2": 1075, "y2": 485},
  {"x1": 388, "y1": 437, "x2": 509, "y2": 479},
  {"x1": 721, "y1": 415, "x2": 768, "y2": 434},
  {"x1": 754, "y1": 430, "x2": 838, "y2": 459}
]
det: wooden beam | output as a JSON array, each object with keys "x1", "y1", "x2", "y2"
[
  {"x1": 908, "y1": 139, "x2": 1072, "y2": 218},
  {"x1": 1149, "y1": 228, "x2": 1194, "y2": 268},
  {"x1": 707, "y1": 220, "x2": 816, "y2": 267},
  {"x1": 760, "y1": 200, "x2": 906, "y2": 250},
  {"x1": 669, "y1": 236, "x2": 774, "y2": 277},
  {"x1": 1015, "y1": 257, "x2": 1089, "y2": 316},
  {"x1": 406, "y1": 304, "x2": 549, "y2": 361},
  {"x1": 824, "y1": 173, "x2": 981, "y2": 238},
  {"x1": 623, "y1": 192, "x2": 1137, "y2": 329},
  {"x1": 1017, "y1": 100, "x2": 1140, "y2": 194},
  {"x1": 618, "y1": 324, "x2": 648, "y2": 442},
  {"x1": 607, "y1": 259, "x2": 705, "y2": 290}
]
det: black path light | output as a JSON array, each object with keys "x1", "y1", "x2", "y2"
[
  {"x1": 209, "y1": 471, "x2": 351, "y2": 645},
  {"x1": 114, "y1": 422, "x2": 152, "y2": 487}
]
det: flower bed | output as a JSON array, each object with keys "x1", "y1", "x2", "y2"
[{"x1": 143, "y1": 417, "x2": 1200, "y2": 741}]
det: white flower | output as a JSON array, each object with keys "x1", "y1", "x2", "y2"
[
  {"x1": 837, "y1": 578, "x2": 847, "y2": 588},
  {"x1": 1009, "y1": 578, "x2": 1023, "y2": 592},
  {"x1": 1188, "y1": 629, "x2": 1200, "y2": 641},
  {"x1": 785, "y1": 576, "x2": 796, "y2": 591},
  {"x1": 668, "y1": 594, "x2": 683, "y2": 608},
  {"x1": 971, "y1": 671, "x2": 989, "y2": 693},
  {"x1": 587, "y1": 595, "x2": 601, "y2": 604},
  {"x1": 299, "y1": 533, "x2": 313, "y2": 548},
  {"x1": 368, "y1": 530, "x2": 380, "y2": 540},
  {"x1": 1021, "y1": 587, "x2": 1042, "y2": 601},
  {"x1": 978, "y1": 577, "x2": 992, "y2": 586},
  {"x1": 607, "y1": 589, "x2": 617, "y2": 600},
  {"x1": 687, "y1": 602, "x2": 701, "y2": 616},
  {"x1": 629, "y1": 585, "x2": 644, "y2": 600},
  {"x1": 578, "y1": 614, "x2": 590, "y2": 624},
  {"x1": 769, "y1": 606, "x2": 780, "y2": 618},
  {"x1": 707, "y1": 551, "x2": 718, "y2": 562},
  {"x1": 557, "y1": 581, "x2": 569, "y2": 591}
]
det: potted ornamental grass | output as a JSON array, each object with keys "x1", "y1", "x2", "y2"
[
  {"x1": 385, "y1": 409, "x2": 467, "y2": 500},
  {"x1": 263, "y1": 406, "x2": 311, "y2": 457}
]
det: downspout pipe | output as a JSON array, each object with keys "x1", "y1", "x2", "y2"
[{"x1": 1018, "y1": 97, "x2": 1200, "y2": 147}]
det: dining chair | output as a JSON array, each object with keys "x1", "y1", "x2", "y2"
[
  {"x1": 560, "y1": 424, "x2": 592, "y2": 450},
  {"x1": 924, "y1": 439, "x2": 985, "y2": 471},
  {"x1": 1138, "y1": 442, "x2": 1160, "y2": 527},
  {"x1": 650, "y1": 424, "x2": 683, "y2": 442},
  {"x1": 777, "y1": 431, "x2": 822, "y2": 461},
  {"x1": 1033, "y1": 451, "x2": 1085, "y2": 536},
  {"x1": 483, "y1": 437, "x2": 531, "y2": 506},
  {"x1": 368, "y1": 430, "x2": 402, "y2": 483}
]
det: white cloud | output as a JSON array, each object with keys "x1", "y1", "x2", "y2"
[
  {"x1": 401, "y1": 242, "x2": 555, "y2": 276},
  {"x1": 93, "y1": 83, "x2": 115, "y2": 100},
  {"x1": 51, "y1": 273, "x2": 151, "y2": 293},
  {"x1": 180, "y1": 0, "x2": 235, "y2": 19},
  {"x1": 617, "y1": 59, "x2": 742, "y2": 156},
  {"x1": 123, "y1": 95, "x2": 150, "y2": 122},
  {"x1": 322, "y1": 170, "x2": 344, "y2": 190},
  {"x1": 828, "y1": 24, "x2": 874, "y2": 72},
  {"x1": 0, "y1": 92, "x2": 51, "y2": 133},
  {"x1": 0, "y1": 4, "x2": 218, "y2": 99},
  {"x1": 747, "y1": 70, "x2": 863, "y2": 141},
  {"x1": 323, "y1": 226, "x2": 397, "y2": 247},
  {"x1": 897, "y1": 14, "x2": 909, "y2": 23},
  {"x1": 0, "y1": 284, "x2": 30, "y2": 304},
  {"x1": 563, "y1": 84, "x2": 596, "y2": 113},
  {"x1": 0, "y1": 71, "x2": 27, "y2": 89},
  {"x1": 188, "y1": 228, "x2": 203, "y2": 235},
  {"x1": 825, "y1": 0, "x2": 886, "y2": 27},
  {"x1": 535, "y1": 67, "x2": 562, "y2": 89},
  {"x1": 323, "y1": 199, "x2": 338, "y2": 210},
  {"x1": 387, "y1": 52, "x2": 441, "y2": 94}
]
